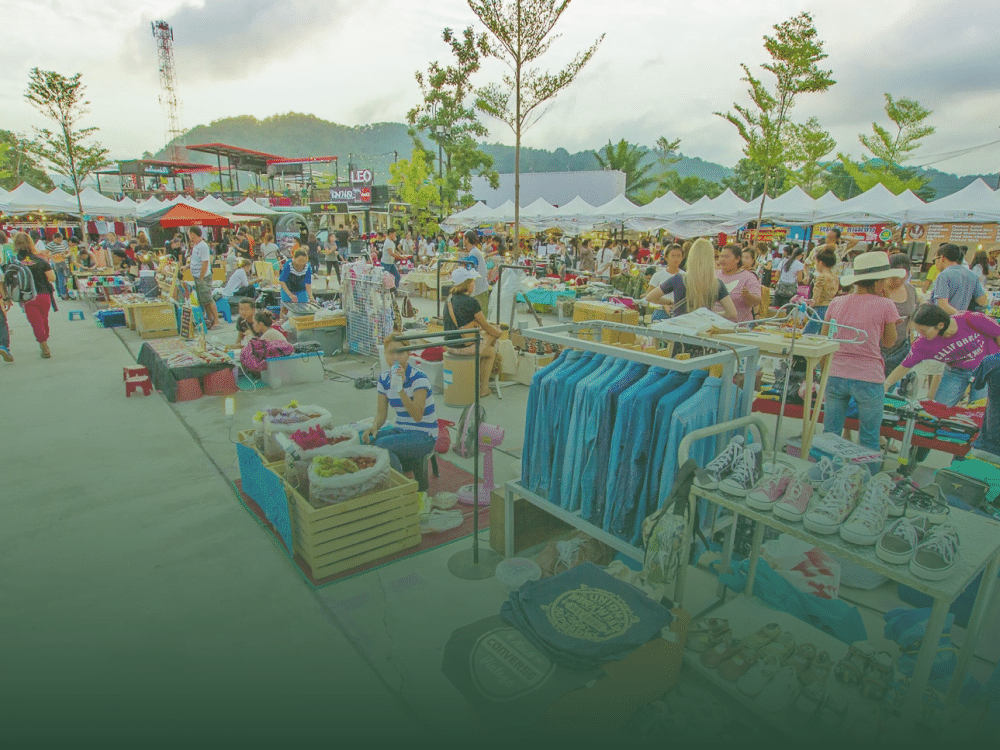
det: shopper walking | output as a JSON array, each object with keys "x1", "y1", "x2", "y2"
[
  {"x1": 306, "y1": 232, "x2": 321, "y2": 274},
  {"x1": 187, "y1": 227, "x2": 219, "y2": 329},
  {"x1": 821, "y1": 251, "x2": 903, "y2": 466},
  {"x1": 773, "y1": 246, "x2": 805, "y2": 308},
  {"x1": 463, "y1": 230, "x2": 490, "y2": 312},
  {"x1": 804, "y1": 249, "x2": 839, "y2": 334},
  {"x1": 881, "y1": 253, "x2": 919, "y2": 375},
  {"x1": 380, "y1": 228, "x2": 406, "y2": 291},
  {"x1": 0, "y1": 269, "x2": 13, "y2": 362},
  {"x1": 931, "y1": 243, "x2": 988, "y2": 315},
  {"x1": 12, "y1": 232, "x2": 56, "y2": 358},
  {"x1": 46, "y1": 233, "x2": 70, "y2": 300}
]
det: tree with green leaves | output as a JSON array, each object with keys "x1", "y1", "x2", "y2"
[
  {"x1": 407, "y1": 26, "x2": 498, "y2": 214},
  {"x1": 594, "y1": 139, "x2": 656, "y2": 199},
  {"x1": 388, "y1": 149, "x2": 443, "y2": 235},
  {"x1": 24, "y1": 68, "x2": 111, "y2": 237},
  {"x1": 721, "y1": 158, "x2": 779, "y2": 201},
  {"x1": 716, "y1": 12, "x2": 834, "y2": 236},
  {"x1": 785, "y1": 117, "x2": 836, "y2": 196},
  {"x1": 837, "y1": 93, "x2": 936, "y2": 198},
  {"x1": 0, "y1": 130, "x2": 54, "y2": 191},
  {"x1": 469, "y1": 0, "x2": 603, "y2": 254}
]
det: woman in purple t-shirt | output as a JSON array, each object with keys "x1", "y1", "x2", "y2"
[{"x1": 885, "y1": 304, "x2": 1000, "y2": 406}]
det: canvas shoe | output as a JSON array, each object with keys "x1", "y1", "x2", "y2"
[
  {"x1": 807, "y1": 455, "x2": 842, "y2": 490},
  {"x1": 818, "y1": 461, "x2": 870, "y2": 497},
  {"x1": 772, "y1": 471, "x2": 815, "y2": 522},
  {"x1": 840, "y1": 473, "x2": 895, "y2": 545},
  {"x1": 719, "y1": 443, "x2": 762, "y2": 497},
  {"x1": 0, "y1": 346, "x2": 13, "y2": 363},
  {"x1": 910, "y1": 525, "x2": 960, "y2": 581},
  {"x1": 695, "y1": 435, "x2": 745, "y2": 490},
  {"x1": 803, "y1": 464, "x2": 867, "y2": 535},
  {"x1": 905, "y1": 484, "x2": 950, "y2": 525},
  {"x1": 876, "y1": 516, "x2": 929, "y2": 565},
  {"x1": 746, "y1": 464, "x2": 794, "y2": 511}
]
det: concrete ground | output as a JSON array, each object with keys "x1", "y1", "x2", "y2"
[{"x1": 3, "y1": 286, "x2": 996, "y2": 746}]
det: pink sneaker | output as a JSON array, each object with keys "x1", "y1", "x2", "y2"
[
  {"x1": 746, "y1": 465, "x2": 793, "y2": 511},
  {"x1": 773, "y1": 472, "x2": 815, "y2": 522}
]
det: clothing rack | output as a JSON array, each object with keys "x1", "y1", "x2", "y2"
[{"x1": 504, "y1": 322, "x2": 760, "y2": 562}]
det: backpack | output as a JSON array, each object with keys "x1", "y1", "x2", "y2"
[
  {"x1": 452, "y1": 403, "x2": 485, "y2": 459},
  {"x1": 3, "y1": 260, "x2": 37, "y2": 304}
]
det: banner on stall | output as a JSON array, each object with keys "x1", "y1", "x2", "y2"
[
  {"x1": 814, "y1": 223, "x2": 887, "y2": 243},
  {"x1": 747, "y1": 226, "x2": 790, "y2": 243},
  {"x1": 923, "y1": 223, "x2": 999, "y2": 248}
]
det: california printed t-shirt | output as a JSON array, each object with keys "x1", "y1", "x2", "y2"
[
  {"x1": 376, "y1": 363, "x2": 439, "y2": 439},
  {"x1": 825, "y1": 294, "x2": 901, "y2": 383},
  {"x1": 902, "y1": 312, "x2": 1000, "y2": 372}
]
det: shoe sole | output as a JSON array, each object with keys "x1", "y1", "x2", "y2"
[
  {"x1": 839, "y1": 526, "x2": 881, "y2": 545},
  {"x1": 773, "y1": 504, "x2": 807, "y2": 522},
  {"x1": 720, "y1": 484, "x2": 754, "y2": 497},
  {"x1": 909, "y1": 561, "x2": 956, "y2": 581},
  {"x1": 875, "y1": 545, "x2": 914, "y2": 565},
  {"x1": 803, "y1": 518, "x2": 843, "y2": 534},
  {"x1": 906, "y1": 509, "x2": 948, "y2": 525},
  {"x1": 746, "y1": 496, "x2": 779, "y2": 511},
  {"x1": 694, "y1": 477, "x2": 720, "y2": 491},
  {"x1": 0, "y1": 351, "x2": 12, "y2": 363}
]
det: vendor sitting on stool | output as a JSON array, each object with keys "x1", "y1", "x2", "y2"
[
  {"x1": 362, "y1": 333, "x2": 439, "y2": 479},
  {"x1": 444, "y1": 267, "x2": 503, "y2": 398},
  {"x1": 279, "y1": 249, "x2": 314, "y2": 315}
]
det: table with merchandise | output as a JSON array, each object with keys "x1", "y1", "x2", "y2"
[
  {"x1": 678, "y1": 416, "x2": 1000, "y2": 727},
  {"x1": 136, "y1": 337, "x2": 234, "y2": 402},
  {"x1": 109, "y1": 293, "x2": 177, "y2": 338}
]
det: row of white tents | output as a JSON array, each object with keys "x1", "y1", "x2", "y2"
[
  {"x1": 442, "y1": 179, "x2": 1000, "y2": 236},
  {"x1": 0, "y1": 182, "x2": 279, "y2": 220}
]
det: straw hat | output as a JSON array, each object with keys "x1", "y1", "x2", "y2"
[{"x1": 840, "y1": 251, "x2": 906, "y2": 286}]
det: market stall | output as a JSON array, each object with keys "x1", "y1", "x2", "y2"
[{"x1": 136, "y1": 338, "x2": 234, "y2": 402}]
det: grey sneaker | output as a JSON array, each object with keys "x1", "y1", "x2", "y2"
[
  {"x1": 720, "y1": 443, "x2": 762, "y2": 497},
  {"x1": 695, "y1": 435, "x2": 746, "y2": 490},
  {"x1": 840, "y1": 473, "x2": 895, "y2": 545},
  {"x1": 910, "y1": 525, "x2": 960, "y2": 580}
]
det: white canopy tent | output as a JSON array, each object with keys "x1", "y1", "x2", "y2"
[
  {"x1": 822, "y1": 183, "x2": 914, "y2": 224},
  {"x1": 518, "y1": 197, "x2": 559, "y2": 231},
  {"x1": 229, "y1": 198, "x2": 278, "y2": 216},
  {"x1": 439, "y1": 201, "x2": 491, "y2": 231},
  {"x1": 2, "y1": 183, "x2": 81, "y2": 213},
  {"x1": 75, "y1": 187, "x2": 137, "y2": 218},
  {"x1": 907, "y1": 179, "x2": 1000, "y2": 224}
]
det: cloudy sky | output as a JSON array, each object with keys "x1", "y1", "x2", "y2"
[{"x1": 2, "y1": 0, "x2": 998, "y2": 176}]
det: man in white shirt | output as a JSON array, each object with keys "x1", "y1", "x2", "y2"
[
  {"x1": 380, "y1": 227, "x2": 406, "y2": 292},
  {"x1": 464, "y1": 230, "x2": 490, "y2": 311},
  {"x1": 188, "y1": 227, "x2": 219, "y2": 329}
]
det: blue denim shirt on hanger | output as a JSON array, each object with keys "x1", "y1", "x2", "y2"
[
  {"x1": 659, "y1": 377, "x2": 728, "y2": 503},
  {"x1": 521, "y1": 350, "x2": 569, "y2": 491},
  {"x1": 534, "y1": 351, "x2": 593, "y2": 495},
  {"x1": 526, "y1": 351, "x2": 583, "y2": 492},
  {"x1": 563, "y1": 357, "x2": 631, "y2": 512}
]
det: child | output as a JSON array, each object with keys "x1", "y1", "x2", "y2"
[
  {"x1": 805, "y1": 249, "x2": 838, "y2": 334},
  {"x1": 822, "y1": 251, "x2": 903, "y2": 468},
  {"x1": 362, "y1": 333, "x2": 439, "y2": 481}
]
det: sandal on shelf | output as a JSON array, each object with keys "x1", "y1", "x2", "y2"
[
  {"x1": 800, "y1": 650, "x2": 833, "y2": 687},
  {"x1": 834, "y1": 641, "x2": 874, "y2": 684},
  {"x1": 701, "y1": 637, "x2": 742, "y2": 669},
  {"x1": 816, "y1": 692, "x2": 849, "y2": 730},
  {"x1": 687, "y1": 617, "x2": 731, "y2": 652},
  {"x1": 718, "y1": 648, "x2": 758, "y2": 682},
  {"x1": 741, "y1": 622, "x2": 782, "y2": 651},
  {"x1": 759, "y1": 630, "x2": 796, "y2": 663},
  {"x1": 860, "y1": 651, "x2": 894, "y2": 701},
  {"x1": 785, "y1": 643, "x2": 816, "y2": 677}
]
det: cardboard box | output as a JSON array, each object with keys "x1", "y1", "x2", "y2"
[{"x1": 489, "y1": 488, "x2": 572, "y2": 555}]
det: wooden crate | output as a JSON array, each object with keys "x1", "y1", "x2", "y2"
[
  {"x1": 489, "y1": 488, "x2": 572, "y2": 555},
  {"x1": 290, "y1": 314, "x2": 346, "y2": 331},
  {"x1": 285, "y1": 469, "x2": 421, "y2": 578},
  {"x1": 135, "y1": 303, "x2": 179, "y2": 339}
]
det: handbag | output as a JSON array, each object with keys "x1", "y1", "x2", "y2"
[{"x1": 775, "y1": 280, "x2": 797, "y2": 298}]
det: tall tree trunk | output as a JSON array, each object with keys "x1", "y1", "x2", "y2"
[
  {"x1": 512, "y1": 0, "x2": 522, "y2": 261},
  {"x1": 63, "y1": 123, "x2": 87, "y2": 243},
  {"x1": 754, "y1": 169, "x2": 771, "y2": 245}
]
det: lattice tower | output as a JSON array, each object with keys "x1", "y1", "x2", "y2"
[{"x1": 151, "y1": 20, "x2": 185, "y2": 162}]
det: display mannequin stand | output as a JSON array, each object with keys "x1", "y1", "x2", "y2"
[{"x1": 391, "y1": 328, "x2": 503, "y2": 579}]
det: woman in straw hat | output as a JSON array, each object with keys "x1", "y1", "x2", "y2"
[
  {"x1": 821, "y1": 251, "x2": 904, "y2": 466},
  {"x1": 444, "y1": 267, "x2": 504, "y2": 398}
]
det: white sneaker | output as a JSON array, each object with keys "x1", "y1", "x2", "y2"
[
  {"x1": 804, "y1": 464, "x2": 867, "y2": 535},
  {"x1": 695, "y1": 435, "x2": 745, "y2": 490},
  {"x1": 720, "y1": 444, "x2": 762, "y2": 497},
  {"x1": 910, "y1": 525, "x2": 960, "y2": 580},
  {"x1": 807, "y1": 456, "x2": 843, "y2": 490},
  {"x1": 746, "y1": 464, "x2": 794, "y2": 511},
  {"x1": 840, "y1": 473, "x2": 895, "y2": 545},
  {"x1": 819, "y1": 461, "x2": 870, "y2": 497}
]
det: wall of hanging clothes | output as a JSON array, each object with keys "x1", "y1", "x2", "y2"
[{"x1": 520, "y1": 323, "x2": 758, "y2": 547}]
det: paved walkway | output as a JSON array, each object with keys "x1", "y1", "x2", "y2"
[{"x1": 0, "y1": 304, "x2": 418, "y2": 744}]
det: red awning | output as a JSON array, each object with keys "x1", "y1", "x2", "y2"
[{"x1": 148, "y1": 203, "x2": 231, "y2": 228}]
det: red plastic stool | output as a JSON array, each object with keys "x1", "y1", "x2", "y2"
[
  {"x1": 174, "y1": 377, "x2": 203, "y2": 402},
  {"x1": 125, "y1": 376, "x2": 153, "y2": 397},
  {"x1": 202, "y1": 367, "x2": 237, "y2": 395},
  {"x1": 124, "y1": 366, "x2": 149, "y2": 381}
]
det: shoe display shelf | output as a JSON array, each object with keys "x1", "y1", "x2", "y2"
[
  {"x1": 708, "y1": 329, "x2": 840, "y2": 457},
  {"x1": 675, "y1": 415, "x2": 1000, "y2": 726},
  {"x1": 683, "y1": 595, "x2": 875, "y2": 741},
  {"x1": 503, "y1": 321, "x2": 761, "y2": 564}
]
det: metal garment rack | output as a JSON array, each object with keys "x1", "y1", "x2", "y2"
[{"x1": 503, "y1": 321, "x2": 760, "y2": 563}]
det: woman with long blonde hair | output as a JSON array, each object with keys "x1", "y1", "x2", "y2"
[{"x1": 645, "y1": 237, "x2": 737, "y2": 321}]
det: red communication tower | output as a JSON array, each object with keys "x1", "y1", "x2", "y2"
[{"x1": 151, "y1": 20, "x2": 185, "y2": 162}]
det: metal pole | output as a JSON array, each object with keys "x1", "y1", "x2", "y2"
[{"x1": 473, "y1": 333, "x2": 481, "y2": 563}]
